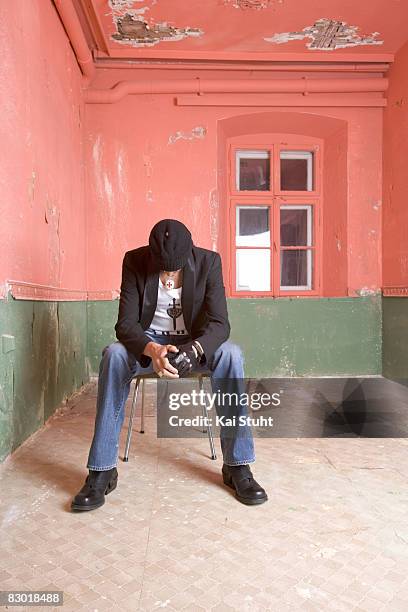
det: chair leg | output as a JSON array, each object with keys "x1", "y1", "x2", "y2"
[
  {"x1": 199, "y1": 375, "x2": 217, "y2": 460},
  {"x1": 123, "y1": 377, "x2": 141, "y2": 462},
  {"x1": 140, "y1": 378, "x2": 145, "y2": 434}
]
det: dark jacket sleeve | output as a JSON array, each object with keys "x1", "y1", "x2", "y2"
[
  {"x1": 114, "y1": 252, "x2": 153, "y2": 367},
  {"x1": 194, "y1": 252, "x2": 230, "y2": 365}
]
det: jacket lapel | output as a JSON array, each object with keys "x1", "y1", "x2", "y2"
[
  {"x1": 181, "y1": 251, "x2": 195, "y2": 333},
  {"x1": 141, "y1": 249, "x2": 195, "y2": 333},
  {"x1": 141, "y1": 252, "x2": 159, "y2": 328}
]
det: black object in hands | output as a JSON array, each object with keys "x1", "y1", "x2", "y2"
[{"x1": 166, "y1": 342, "x2": 199, "y2": 377}]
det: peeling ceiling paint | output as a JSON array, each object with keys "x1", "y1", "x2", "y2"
[
  {"x1": 109, "y1": 0, "x2": 203, "y2": 47},
  {"x1": 265, "y1": 18, "x2": 383, "y2": 50},
  {"x1": 111, "y1": 15, "x2": 203, "y2": 47},
  {"x1": 110, "y1": 0, "x2": 149, "y2": 9},
  {"x1": 86, "y1": 1, "x2": 408, "y2": 57},
  {"x1": 223, "y1": 0, "x2": 272, "y2": 9}
]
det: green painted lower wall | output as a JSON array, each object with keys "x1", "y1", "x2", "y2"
[
  {"x1": 0, "y1": 293, "x2": 383, "y2": 464},
  {"x1": 86, "y1": 295, "x2": 382, "y2": 377},
  {"x1": 382, "y1": 297, "x2": 408, "y2": 380},
  {"x1": 87, "y1": 300, "x2": 117, "y2": 373},
  {"x1": 0, "y1": 294, "x2": 89, "y2": 462},
  {"x1": 227, "y1": 296, "x2": 382, "y2": 378}
]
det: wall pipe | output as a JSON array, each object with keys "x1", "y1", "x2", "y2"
[
  {"x1": 95, "y1": 60, "x2": 391, "y2": 73},
  {"x1": 85, "y1": 77, "x2": 388, "y2": 104},
  {"x1": 53, "y1": 0, "x2": 95, "y2": 83}
]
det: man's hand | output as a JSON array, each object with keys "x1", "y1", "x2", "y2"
[
  {"x1": 143, "y1": 342, "x2": 179, "y2": 379},
  {"x1": 166, "y1": 342, "x2": 201, "y2": 377}
]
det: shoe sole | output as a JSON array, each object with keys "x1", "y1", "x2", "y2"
[
  {"x1": 223, "y1": 474, "x2": 268, "y2": 506},
  {"x1": 71, "y1": 475, "x2": 118, "y2": 512}
]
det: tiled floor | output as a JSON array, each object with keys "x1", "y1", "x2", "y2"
[{"x1": 1, "y1": 378, "x2": 408, "y2": 611}]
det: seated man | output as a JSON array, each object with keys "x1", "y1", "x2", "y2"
[{"x1": 71, "y1": 219, "x2": 267, "y2": 511}]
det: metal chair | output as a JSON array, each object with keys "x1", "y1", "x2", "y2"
[{"x1": 123, "y1": 371, "x2": 217, "y2": 462}]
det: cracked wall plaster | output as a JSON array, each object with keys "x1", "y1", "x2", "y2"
[{"x1": 168, "y1": 126, "x2": 207, "y2": 145}]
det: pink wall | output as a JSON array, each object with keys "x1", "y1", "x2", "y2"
[
  {"x1": 0, "y1": 3, "x2": 396, "y2": 302},
  {"x1": 85, "y1": 69, "x2": 383, "y2": 297},
  {"x1": 322, "y1": 124, "x2": 348, "y2": 296},
  {"x1": 0, "y1": 0, "x2": 85, "y2": 298},
  {"x1": 383, "y1": 39, "x2": 408, "y2": 289}
]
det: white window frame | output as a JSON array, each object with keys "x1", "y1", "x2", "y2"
[
  {"x1": 280, "y1": 150, "x2": 313, "y2": 192},
  {"x1": 280, "y1": 205, "x2": 313, "y2": 291},
  {"x1": 236, "y1": 248, "x2": 271, "y2": 292},
  {"x1": 235, "y1": 149, "x2": 270, "y2": 191},
  {"x1": 235, "y1": 205, "x2": 270, "y2": 247}
]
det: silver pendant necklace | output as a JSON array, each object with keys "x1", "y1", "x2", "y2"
[
  {"x1": 162, "y1": 270, "x2": 182, "y2": 290},
  {"x1": 163, "y1": 277, "x2": 175, "y2": 290}
]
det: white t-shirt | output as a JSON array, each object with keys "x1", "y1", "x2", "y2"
[{"x1": 147, "y1": 278, "x2": 188, "y2": 335}]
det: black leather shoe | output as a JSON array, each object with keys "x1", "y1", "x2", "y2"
[
  {"x1": 71, "y1": 468, "x2": 118, "y2": 512},
  {"x1": 222, "y1": 464, "x2": 268, "y2": 505}
]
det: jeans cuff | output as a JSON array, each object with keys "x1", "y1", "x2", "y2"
[
  {"x1": 223, "y1": 458, "x2": 255, "y2": 466},
  {"x1": 87, "y1": 464, "x2": 117, "y2": 471}
]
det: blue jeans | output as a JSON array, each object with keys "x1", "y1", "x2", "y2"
[{"x1": 87, "y1": 331, "x2": 255, "y2": 470}]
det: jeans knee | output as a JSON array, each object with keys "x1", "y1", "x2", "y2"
[
  {"x1": 102, "y1": 341, "x2": 128, "y2": 360},
  {"x1": 221, "y1": 341, "x2": 244, "y2": 363}
]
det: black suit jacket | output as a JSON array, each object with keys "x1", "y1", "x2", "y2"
[{"x1": 114, "y1": 245, "x2": 231, "y2": 368}]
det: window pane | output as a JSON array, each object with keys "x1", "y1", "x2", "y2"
[
  {"x1": 236, "y1": 206, "x2": 270, "y2": 247},
  {"x1": 280, "y1": 206, "x2": 312, "y2": 246},
  {"x1": 280, "y1": 151, "x2": 313, "y2": 191},
  {"x1": 280, "y1": 249, "x2": 313, "y2": 289},
  {"x1": 236, "y1": 249, "x2": 270, "y2": 291},
  {"x1": 236, "y1": 150, "x2": 270, "y2": 191}
]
